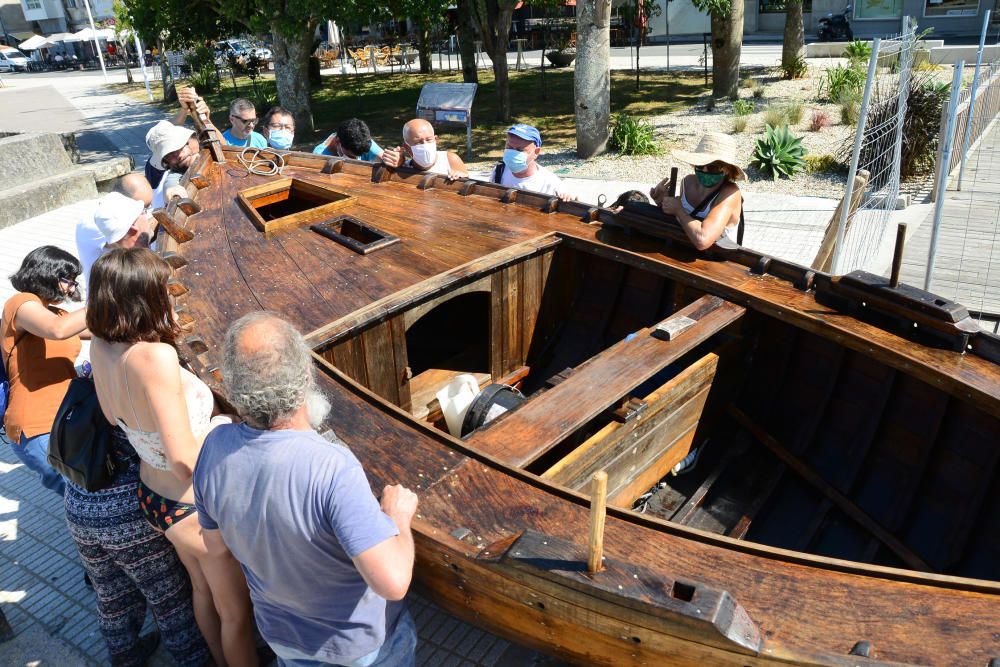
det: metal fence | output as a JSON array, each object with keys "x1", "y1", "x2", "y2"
[{"x1": 831, "y1": 19, "x2": 918, "y2": 275}]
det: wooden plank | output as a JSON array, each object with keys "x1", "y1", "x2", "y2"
[
  {"x1": 469, "y1": 296, "x2": 745, "y2": 467},
  {"x1": 728, "y1": 405, "x2": 934, "y2": 573},
  {"x1": 361, "y1": 322, "x2": 400, "y2": 405},
  {"x1": 671, "y1": 439, "x2": 745, "y2": 525},
  {"x1": 501, "y1": 262, "x2": 522, "y2": 375},
  {"x1": 331, "y1": 336, "x2": 368, "y2": 386},
  {"x1": 520, "y1": 252, "x2": 544, "y2": 363},
  {"x1": 388, "y1": 315, "x2": 412, "y2": 412},
  {"x1": 490, "y1": 270, "x2": 504, "y2": 380}
]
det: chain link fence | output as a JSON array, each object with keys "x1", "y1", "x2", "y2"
[{"x1": 831, "y1": 19, "x2": 918, "y2": 275}]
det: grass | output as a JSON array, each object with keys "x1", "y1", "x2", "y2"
[{"x1": 113, "y1": 68, "x2": 708, "y2": 161}]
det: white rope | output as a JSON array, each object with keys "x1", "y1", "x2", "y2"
[{"x1": 238, "y1": 146, "x2": 286, "y2": 176}]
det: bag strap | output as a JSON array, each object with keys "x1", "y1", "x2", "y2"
[
  {"x1": 737, "y1": 204, "x2": 745, "y2": 246},
  {"x1": 690, "y1": 185, "x2": 723, "y2": 218}
]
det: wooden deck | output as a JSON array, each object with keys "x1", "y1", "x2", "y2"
[{"x1": 900, "y1": 118, "x2": 1000, "y2": 317}]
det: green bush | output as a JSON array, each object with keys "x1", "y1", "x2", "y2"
[
  {"x1": 185, "y1": 45, "x2": 219, "y2": 93},
  {"x1": 731, "y1": 116, "x2": 748, "y2": 133},
  {"x1": 763, "y1": 104, "x2": 789, "y2": 128},
  {"x1": 843, "y1": 40, "x2": 872, "y2": 68},
  {"x1": 804, "y1": 154, "x2": 846, "y2": 174},
  {"x1": 838, "y1": 89, "x2": 862, "y2": 125},
  {"x1": 780, "y1": 56, "x2": 809, "y2": 80},
  {"x1": 752, "y1": 124, "x2": 807, "y2": 180},
  {"x1": 822, "y1": 65, "x2": 865, "y2": 103},
  {"x1": 733, "y1": 99, "x2": 756, "y2": 116},
  {"x1": 609, "y1": 113, "x2": 660, "y2": 156}
]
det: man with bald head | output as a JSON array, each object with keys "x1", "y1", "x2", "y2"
[
  {"x1": 75, "y1": 173, "x2": 155, "y2": 290},
  {"x1": 194, "y1": 312, "x2": 419, "y2": 666},
  {"x1": 380, "y1": 118, "x2": 468, "y2": 179}
]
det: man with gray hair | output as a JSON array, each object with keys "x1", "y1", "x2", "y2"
[
  {"x1": 193, "y1": 312, "x2": 419, "y2": 666},
  {"x1": 221, "y1": 97, "x2": 267, "y2": 148}
]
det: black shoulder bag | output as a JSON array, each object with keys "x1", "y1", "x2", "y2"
[{"x1": 48, "y1": 376, "x2": 119, "y2": 491}]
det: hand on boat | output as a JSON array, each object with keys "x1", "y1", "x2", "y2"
[
  {"x1": 649, "y1": 176, "x2": 671, "y2": 205},
  {"x1": 380, "y1": 484, "x2": 418, "y2": 528},
  {"x1": 380, "y1": 147, "x2": 405, "y2": 169},
  {"x1": 176, "y1": 87, "x2": 210, "y2": 122},
  {"x1": 659, "y1": 196, "x2": 683, "y2": 217}
]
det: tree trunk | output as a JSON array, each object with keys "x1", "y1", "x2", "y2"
[
  {"x1": 472, "y1": 0, "x2": 516, "y2": 122},
  {"x1": 272, "y1": 21, "x2": 316, "y2": 134},
  {"x1": 457, "y1": 0, "x2": 479, "y2": 83},
  {"x1": 782, "y1": 0, "x2": 805, "y2": 68},
  {"x1": 575, "y1": 0, "x2": 612, "y2": 158},
  {"x1": 415, "y1": 16, "x2": 432, "y2": 74},
  {"x1": 710, "y1": 0, "x2": 743, "y2": 99}
]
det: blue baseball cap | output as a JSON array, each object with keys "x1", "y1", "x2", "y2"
[{"x1": 507, "y1": 124, "x2": 542, "y2": 147}]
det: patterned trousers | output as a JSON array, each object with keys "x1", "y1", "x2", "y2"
[{"x1": 63, "y1": 429, "x2": 209, "y2": 667}]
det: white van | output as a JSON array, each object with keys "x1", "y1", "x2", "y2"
[{"x1": 0, "y1": 47, "x2": 29, "y2": 72}]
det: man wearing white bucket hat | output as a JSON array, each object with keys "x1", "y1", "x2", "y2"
[
  {"x1": 78, "y1": 192, "x2": 155, "y2": 287},
  {"x1": 650, "y1": 132, "x2": 746, "y2": 251},
  {"x1": 146, "y1": 120, "x2": 200, "y2": 211}
]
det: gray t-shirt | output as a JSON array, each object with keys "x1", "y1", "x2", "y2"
[{"x1": 193, "y1": 423, "x2": 400, "y2": 662}]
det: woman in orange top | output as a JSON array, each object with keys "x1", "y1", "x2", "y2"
[{"x1": 2, "y1": 246, "x2": 89, "y2": 495}]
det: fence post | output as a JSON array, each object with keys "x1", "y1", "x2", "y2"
[
  {"x1": 888, "y1": 18, "x2": 915, "y2": 201},
  {"x1": 957, "y1": 10, "x2": 991, "y2": 191},
  {"x1": 831, "y1": 38, "x2": 882, "y2": 275},
  {"x1": 925, "y1": 60, "x2": 965, "y2": 292}
]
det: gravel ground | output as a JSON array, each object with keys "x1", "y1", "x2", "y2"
[{"x1": 468, "y1": 66, "x2": 860, "y2": 200}]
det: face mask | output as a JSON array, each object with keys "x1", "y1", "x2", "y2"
[
  {"x1": 695, "y1": 168, "x2": 726, "y2": 188},
  {"x1": 503, "y1": 148, "x2": 531, "y2": 174},
  {"x1": 408, "y1": 141, "x2": 437, "y2": 168},
  {"x1": 269, "y1": 129, "x2": 294, "y2": 150}
]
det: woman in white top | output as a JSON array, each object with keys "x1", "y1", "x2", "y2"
[
  {"x1": 86, "y1": 248, "x2": 257, "y2": 667},
  {"x1": 650, "y1": 132, "x2": 746, "y2": 251}
]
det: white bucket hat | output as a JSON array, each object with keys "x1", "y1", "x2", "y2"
[
  {"x1": 672, "y1": 132, "x2": 747, "y2": 181},
  {"x1": 146, "y1": 120, "x2": 195, "y2": 170},
  {"x1": 94, "y1": 192, "x2": 144, "y2": 245}
]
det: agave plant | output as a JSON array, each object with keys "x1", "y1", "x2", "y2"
[{"x1": 751, "y1": 124, "x2": 807, "y2": 180}]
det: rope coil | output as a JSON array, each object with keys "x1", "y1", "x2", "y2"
[{"x1": 238, "y1": 146, "x2": 286, "y2": 176}]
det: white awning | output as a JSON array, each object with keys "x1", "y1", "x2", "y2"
[
  {"x1": 48, "y1": 32, "x2": 83, "y2": 43},
  {"x1": 71, "y1": 27, "x2": 115, "y2": 41},
  {"x1": 19, "y1": 34, "x2": 56, "y2": 50}
]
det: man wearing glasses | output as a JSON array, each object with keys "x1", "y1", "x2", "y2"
[
  {"x1": 260, "y1": 106, "x2": 296, "y2": 150},
  {"x1": 222, "y1": 98, "x2": 267, "y2": 148}
]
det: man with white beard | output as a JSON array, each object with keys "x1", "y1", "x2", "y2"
[{"x1": 193, "y1": 312, "x2": 419, "y2": 666}]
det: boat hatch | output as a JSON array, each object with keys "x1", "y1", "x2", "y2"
[
  {"x1": 236, "y1": 177, "x2": 357, "y2": 236},
  {"x1": 311, "y1": 216, "x2": 400, "y2": 255}
]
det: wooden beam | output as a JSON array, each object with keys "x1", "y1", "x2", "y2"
[{"x1": 728, "y1": 405, "x2": 934, "y2": 573}]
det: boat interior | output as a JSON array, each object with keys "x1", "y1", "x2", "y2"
[{"x1": 311, "y1": 233, "x2": 1000, "y2": 583}]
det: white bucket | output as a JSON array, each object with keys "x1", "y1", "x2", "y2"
[{"x1": 436, "y1": 374, "x2": 481, "y2": 437}]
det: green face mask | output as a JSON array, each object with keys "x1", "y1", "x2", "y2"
[{"x1": 695, "y1": 169, "x2": 725, "y2": 188}]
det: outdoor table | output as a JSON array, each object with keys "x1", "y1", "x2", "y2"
[{"x1": 513, "y1": 39, "x2": 528, "y2": 71}]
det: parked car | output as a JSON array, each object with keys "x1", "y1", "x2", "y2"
[
  {"x1": 0, "y1": 47, "x2": 30, "y2": 72},
  {"x1": 216, "y1": 39, "x2": 272, "y2": 62}
]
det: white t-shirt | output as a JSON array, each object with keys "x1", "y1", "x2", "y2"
[
  {"x1": 496, "y1": 164, "x2": 567, "y2": 198},
  {"x1": 152, "y1": 170, "x2": 183, "y2": 211}
]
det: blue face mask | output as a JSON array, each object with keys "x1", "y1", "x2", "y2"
[
  {"x1": 268, "y1": 129, "x2": 294, "y2": 150},
  {"x1": 502, "y1": 148, "x2": 531, "y2": 174}
]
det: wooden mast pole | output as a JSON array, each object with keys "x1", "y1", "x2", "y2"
[{"x1": 588, "y1": 470, "x2": 608, "y2": 573}]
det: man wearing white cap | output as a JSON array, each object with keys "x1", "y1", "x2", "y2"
[
  {"x1": 146, "y1": 120, "x2": 200, "y2": 212},
  {"x1": 75, "y1": 174, "x2": 154, "y2": 294},
  {"x1": 78, "y1": 192, "x2": 155, "y2": 288},
  {"x1": 489, "y1": 124, "x2": 573, "y2": 202}
]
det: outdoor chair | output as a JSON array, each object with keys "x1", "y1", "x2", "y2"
[
  {"x1": 374, "y1": 46, "x2": 392, "y2": 67},
  {"x1": 349, "y1": 47, "x2": 371, "y2": 69}
]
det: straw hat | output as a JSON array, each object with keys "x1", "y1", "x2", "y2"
[{"x1": 672, "y1": 132, "x2": 747, "y2": 181}]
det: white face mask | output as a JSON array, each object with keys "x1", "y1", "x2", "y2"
[{"x1": 408, "y1": 141, "x2": 437, "y2": 169}]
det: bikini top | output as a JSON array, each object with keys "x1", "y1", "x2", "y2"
[{"x1": 116, "y1": 345, "x2": 215, "y2": 471}]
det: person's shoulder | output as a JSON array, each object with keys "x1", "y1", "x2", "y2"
[
  {"x1": 250, "y1": 132, "x2": 268, "y2": 148},
  {"x1": 128, "y1": 341, "x2": 179, "y2": 372},
  {"x1": 312, "y1": 140, "x2": 332, "y2": 155},
  {"x1": 369, "y1": 138, "x2": 384, "y2": 155},
  {"x1": 4, "y1": 292, "x2": 40, "y2": 320}
]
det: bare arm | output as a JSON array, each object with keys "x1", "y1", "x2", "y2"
[
  {"x1": 136, "y1": 343, "x2": 202, "y2": 482},
  {"x1": 13, "y1": 301, "x2": 87, "y2": 340},
  {"x1": 446, "y1": 152, "x2": 469, "y2": 179},
  {"x1": 380, "y1": 146, "x2": 405, "y2": 169},
  {"x1": 352, "y1": 484, "x2": 418, "y2": 601},
  {"x1": 660, "y1": 185, "x2": 742, "y2": 251}
]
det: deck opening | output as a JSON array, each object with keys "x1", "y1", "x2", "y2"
[
  {"x1": 312, "y1": 216, "x2": 400, "y2": 255},
  {"x1": 236, "y1": 177, "x2": 356, "y2": 235},
  {"x1": 671, "y1": 581, "x2": 696, "y2": 602}
]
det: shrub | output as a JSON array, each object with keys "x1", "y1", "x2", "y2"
[
  {"x1": 781, "y1": 56, "x2": 809, "y2": 80},
  {"x1": 733, "y1": 99, "x2": 756, "y2": 116},
  {"x1": 843, "y1": 40, "x2": 872, "y2": 68},
  {"x1": 752, "y1": 124, "x2": 807, "y2": 180},
  {"x1": 609, "y1": 113, "x2": 660, "y2": 156},
  {"x1": 804, "y1": 154, "x2": 846, "y2": 174},
  {"x1": 731, "y1": 116, "x2": 748, "y2": 133},
  {"x1": 822, "y1": 65, "x2": 865, "y2": 103},
  {"x1": 740, "y1": 76, "x2": 755, "y2": 89},
  {"x1": 839, "y1": 89, "x2": 862, "y2": 125},
  {"x1": 785, "y1": 101, "x2": 804, "y2": 125},
  {"x1": 752, "y1": 81, "x2": 766, "y2": 99},
  {"x1": 185, "y1": 45, "x2": 219, "y2": 93},
  {"x1": 763, "y1": 104, "x2": 789, "y2": 128},
  {"x1": 898, "y1": 78, "x2": 951, "y2": 178},
  {"x1": 810, "y1": 109, "x2": 832, "y2": 132},
  {"x1": 705, "y1": 97, "x2": 716, "y2": 112}
]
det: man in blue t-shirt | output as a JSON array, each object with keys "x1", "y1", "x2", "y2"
[
  {"x1": 194, "y1": 312, "x2": 419, "y2": 666},
  {"x1": 313, "y1": 118, "x2": 383, "y2": 161},
  {"x1": 221, "y1": 97, "x2": 268, "y2": 148}
]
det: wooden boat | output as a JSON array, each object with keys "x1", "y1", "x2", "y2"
[{"x1": 154, "y1": 119, "x2": 1000, "y2": 666}]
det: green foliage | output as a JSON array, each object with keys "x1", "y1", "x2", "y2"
[
  {"x1": 733, "y1": 99, "x2": 755, "y2": 116},
  {"x1": 763, "y1": 103, "x2": 789, "y2": 128},
  {"x1": 896, "y1": 78, "x2": 950, "y2": 179},
  {"x1": 804, "y1": 153, "x2": 845, "y2": 174},
  {"x1": 731, "y1": 116, "x2": 748, "y2": 133},
  {"x1": 690, "y1": 0, "x2": 732, "y2": 19},
  {"x1": 843, "y1": 39, "x2": 872, "y2": 68},
  {"x1": 838, "y1": 89, "x2": 862, "y2": 125},
  {"x1": 780, "y1": 56, "x2": 808, "y2": 80},
  {"x1": 821, "y1": 64, "x2": 865, "y2": 103},
  {"x1": 609, "y1": 113, "x2": 661, "y2": 156},
  {"x1": 785, "y1": 100, "x2": 804, "y2": 124},
  {"x1": 751, "y1": 124, "x2": 807, "y2": 180}
]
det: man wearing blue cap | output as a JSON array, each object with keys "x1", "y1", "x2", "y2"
[{"x1": 490, "y1": 124, "x2": 573, "y2": 201}]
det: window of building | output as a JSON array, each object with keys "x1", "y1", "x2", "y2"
[
  {"x1": 24, "y1": 0, "x2": 42, "y2": 9},
  {"x1": 855, "y1": 0, "x2": 903, "y2": 19},
  {"x1": 759, "y1": 0, "x2": 813, "y2": 13},
  {"x1": 924, "y1": 0, "x2": 979, "y2": 16}
]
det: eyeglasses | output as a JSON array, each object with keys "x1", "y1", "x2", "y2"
[
  {"x1": 231, "y1": 115, "x2": 257, "y2": 127},
  {"x1": 267, "y1": 122, "x2": 294, "y2": 131},
  {"x1": 59, "y1": 277, "x2": 79, "y2": 290}
]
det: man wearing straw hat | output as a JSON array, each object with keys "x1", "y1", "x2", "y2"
[{"x1": 650, "y1": 132, "x2": 746, "y2": 251}]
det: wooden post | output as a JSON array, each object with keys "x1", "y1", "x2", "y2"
[
  {"x1": 588, "y1": 470, "x2": 608, "y2": 573},
  {"x1": 666, "y1": 167, "x2": 679, "y2": 198},
  {"x1": 890, "y1": 223, "x2": 907, "y2": 288}
]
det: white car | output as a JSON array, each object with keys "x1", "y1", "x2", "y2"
[
  {"x1": 217, "y1": 39, "x2": 272, "y2": 62},
  {"x1": 0, "y1": 47, "x2": 29, "y2": 72}
]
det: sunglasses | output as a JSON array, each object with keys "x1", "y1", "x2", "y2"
[{"x1": 231, "y1": 115, "x2": 257, "y2": 126}]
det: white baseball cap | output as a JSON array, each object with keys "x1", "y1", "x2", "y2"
[
  {"x1": 94, "y1": 192, "x2": 145, "y2": 245},
  {"x1": 146, "y1": 120, "x2": 195, "y2": 170}
]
